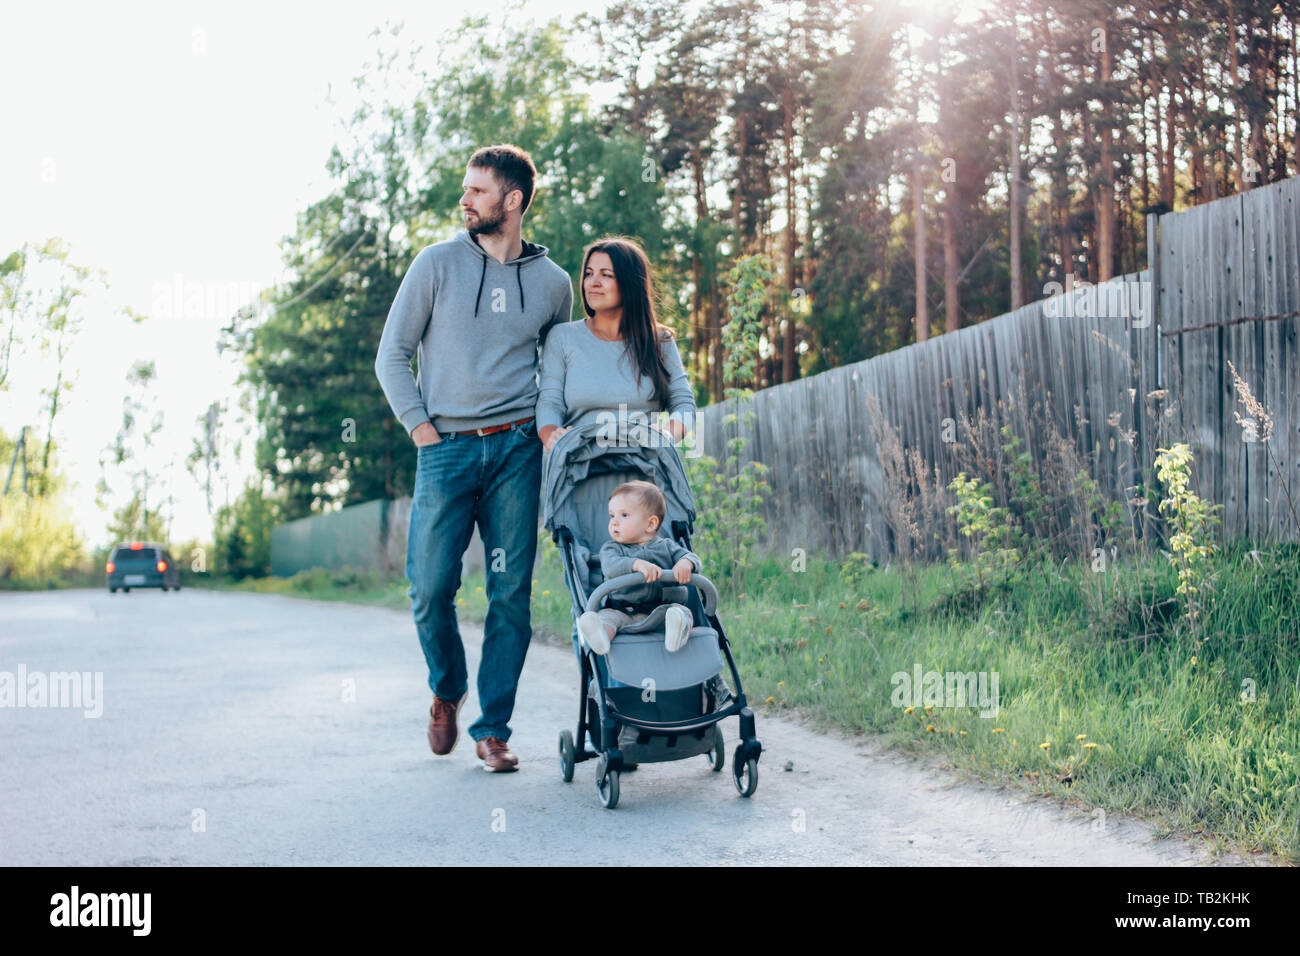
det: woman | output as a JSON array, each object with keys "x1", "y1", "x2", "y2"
[{"x1": 536, "y1": 236, "x2": 695, "y2": 452}]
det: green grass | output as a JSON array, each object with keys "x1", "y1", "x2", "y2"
[{"x1": 201, "y1": 540, "x2": 1300, "y2": 862}]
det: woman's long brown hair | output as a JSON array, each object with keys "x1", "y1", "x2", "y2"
[{"x1": 579, "y1": 236, "x2": 675, "y2": 409}]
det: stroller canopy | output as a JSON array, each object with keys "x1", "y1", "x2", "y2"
[{"x1": 542, "y1": 421, "x2": 696, "y2": 548}]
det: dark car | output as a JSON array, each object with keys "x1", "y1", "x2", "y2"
[{"x1": 106, "y1": 542, "x2": 182, "y2": 593}]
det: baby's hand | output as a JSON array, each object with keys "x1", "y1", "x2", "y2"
[
  {"x1": 632, "y1": 558, "x2": 661, "y2": 582},
  {"x1": 672, "y1": 558, "x2": 695, "y2": 583}
]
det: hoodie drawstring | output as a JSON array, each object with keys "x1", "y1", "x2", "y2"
[
  {"x1": 471, "y1": 238, "x2": 530, "y2": 315},
  {"x1": 473, "y1": 254, "x2": 487, "y2": 317}
]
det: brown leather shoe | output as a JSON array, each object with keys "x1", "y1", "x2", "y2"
[
  {"x1": 427, "y1": 692, "x2": 468, "y2": 755},
  {"x1": 475, "y1": 736, "x2": 519, "y2": 772}
]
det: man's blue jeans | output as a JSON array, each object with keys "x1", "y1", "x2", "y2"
[{"x1": 406, "y1": 419, "x2": 541, "y2": 743}]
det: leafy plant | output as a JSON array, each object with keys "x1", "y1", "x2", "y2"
[
  {"x1": 684, "y1": 255, "x2": 774, "y2": 594},
  {"x1": 946, "y1": 472, "x2": 1021, "y2": 592},
  {"x1": 1153, "y1": 443, "x2": 1220, "y2": 630}
]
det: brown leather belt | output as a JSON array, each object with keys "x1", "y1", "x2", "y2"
[{"x1": 450, "y1": 416, "x2": 534, "y2": 437}]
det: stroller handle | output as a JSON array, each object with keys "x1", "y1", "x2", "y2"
[{"x1": 585, "y1": 571, "x2": 718, "y2": 618}]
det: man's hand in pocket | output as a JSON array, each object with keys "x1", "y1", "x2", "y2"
[{"x1": 413, "y1": 422, "x2": 442, "y2": 447}]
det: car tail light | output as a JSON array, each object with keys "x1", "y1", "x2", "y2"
[
  {"x1": 106, "y1": 561, "x2": 115, "y2": 573},
  {"x1": 157, "y1": 560, "x2": 167, "y2": 573},
  {"x1": 130, "y1": 542, "x2": 143, "y2": 550}
]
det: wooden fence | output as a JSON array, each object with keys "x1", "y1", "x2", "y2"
[{"x1": 695, "y1": 175, "x2": 1300, "y2": 561}]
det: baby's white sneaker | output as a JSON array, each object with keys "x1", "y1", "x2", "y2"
[
  {"x1": 578, "y1": 611, "x2": 611, "y2": 655},
  {"x1": 664, "y1": 606, "x2": 692, "y2": 652}
]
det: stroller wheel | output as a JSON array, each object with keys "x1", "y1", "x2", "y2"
[
  {"x1": 558, "y1": 730, "x2": 576, "y2": 782},
  {"x1": 597, "y1": 767, "x2": 620, "y2": 809},
  {"x1": 704, "y1": 724, "x2": 725, "y2": 772},
  {"x1": 732, "y1": 747, "x2": 758, "y2": 798}
]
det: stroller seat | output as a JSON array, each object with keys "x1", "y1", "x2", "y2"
[{"x1": 572, "y1": 542, "x2": 724, "y2": 690}]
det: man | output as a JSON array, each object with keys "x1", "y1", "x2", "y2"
[{"x1": 375, "y1": 144, "x2": 573, "y2": 772}]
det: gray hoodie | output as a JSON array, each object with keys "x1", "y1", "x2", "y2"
[{"x1": 375, "y1": 231, "x2": 574, "y2": 434}]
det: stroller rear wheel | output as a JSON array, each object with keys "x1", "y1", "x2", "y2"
[
  {"x1": 558, "y1": 730, "x2": 575, "y2": 782},
  {"x1": 704, "y1": 724, "x2": 725, "y2": 772}
]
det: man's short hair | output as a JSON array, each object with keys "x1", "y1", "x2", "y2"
[
  {"x1": 468, "y1": 144, "x2": 537, "y2": 214},
  {"x1": 611, "y1": 480, "x2": 666, "y2": 528}
]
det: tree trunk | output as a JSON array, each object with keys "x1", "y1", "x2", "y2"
[
  {"x1": 913, "y1": 151, "x2": 928, "y2": 343},
  {"x1": 1095, "y1": 18, "x2": 1114, "y2": 281},
  {"x1": 1009, "y1": 18, "x2": 1023, "y2": 309},
  {"x1": 691, "y1": 146, "x2": 710, "y2": 396},
  {"x1": 782, "y1": 83, "x2": 798, "y2": 384},
  {"x1": 1230, "y1": 1, "x2": 1244, "y2": 192}
]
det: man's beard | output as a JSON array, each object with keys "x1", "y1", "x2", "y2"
[{"x1": 466, "y1": 197, "x2": 507, "y2": 237}]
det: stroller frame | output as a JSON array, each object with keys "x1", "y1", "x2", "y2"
[{"x1": 552, "y1": 518, "x2": 763, "y2": 808}]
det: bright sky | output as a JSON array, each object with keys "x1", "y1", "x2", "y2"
[{"x1": 0, "y1": 0, "x2": 610, "y2": 551}]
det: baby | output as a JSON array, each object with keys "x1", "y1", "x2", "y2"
[{"x1": 577, "y1": 479, "x2": 702, "y2": 655}]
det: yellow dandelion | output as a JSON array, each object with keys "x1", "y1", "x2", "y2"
[
  {"x1": 777, "y1": 681, "x2": 785, "y2": 687},
  {"x1": 904, "y1": 706, "x2": 915, "y2": 714},
  {"x1": 543, "y1": 590, "x2": 550, "y2": 595},
  {"x1": 765, "y1": 696, "x2": 775, "y2": 703},
  {"x1": 1076, "y1": 733, "x2": 1087, "y2": 740},
  {"x1": 476, "y1": 586, "x2": 483, "y2": 591},
  {"x1": 992, "y1": 728, "x2": 1005, "y2": 733},
  {"x1": 959, "y1": 730, "x2": 968, "y2": 736},
  {"x1": 924, "y1": 705, "x2": 933, "y2": 712},
  {"x1": 925, "y1": 724, "x2": 935, "y2": 732},
  {"x1": 1084, "y1": 742, "x2": 1098, "y2": 750},
  {"x1": 817, "y1": 657, "x2": 824, "y2": 663},
  {"x1": 1039, "y1": 741, "x2": 1051, "y2": 750}
]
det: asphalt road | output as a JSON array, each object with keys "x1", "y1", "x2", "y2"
[{"x1": 0, "y1": 588, "x2": 1234, "y2": 866}]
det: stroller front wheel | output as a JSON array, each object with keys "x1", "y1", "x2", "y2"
[
  {"x1": 558, "y1": 730, "x2": 575, "y2": 782},
  {"x1": 732, "y1": 748, "x2": 758, "y2": 797},
  {"x1": 597, "y1": 767, "x2": 620, "y2": 809}
]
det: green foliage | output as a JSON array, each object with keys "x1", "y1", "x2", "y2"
[
  {"x1": 838, "y1": 552, "x2": 874, "y2": 592},
  {"x1": 0, "y1": 494, "x2": 84, "y2": 587},
  {"x1": 685, "y1": 452, "x2": 769, "y2": 593},
  {"x1": 212, "y1": 482, "x2": 283, "y2": 580},
  {"x1": 1154, "y1": 443, "x2": 1220, "y2": 630},
  {"x1": 946, "y1": 472, "x2": 1021, "y2": 590},
  {"x1": 1000, "y1": 426, "x2": 1049, "y2": 553},
  {"x1": 103, "y1": 494, "x2": 168, "y2": 546},
  {"x1": 683, "y1": 255, "x2": 774, "y2": 592},
  {"x1": 1073, "y1": 467, "x2": 1127, "y2": 546},
  {"x1": 0, "y1": 429, "x2": 85, "y2": 586},
  {"x1": 721, "y1": 255, "x2": 774, "y2": 399}
]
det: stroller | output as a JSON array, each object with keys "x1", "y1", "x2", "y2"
[{"x1": 543, "y1": 420, "x2": 762, "y2": 808}]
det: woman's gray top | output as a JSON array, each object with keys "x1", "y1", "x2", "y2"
[{"x1": 535, "y1": 320, "x2": 696, "y2": 432}]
